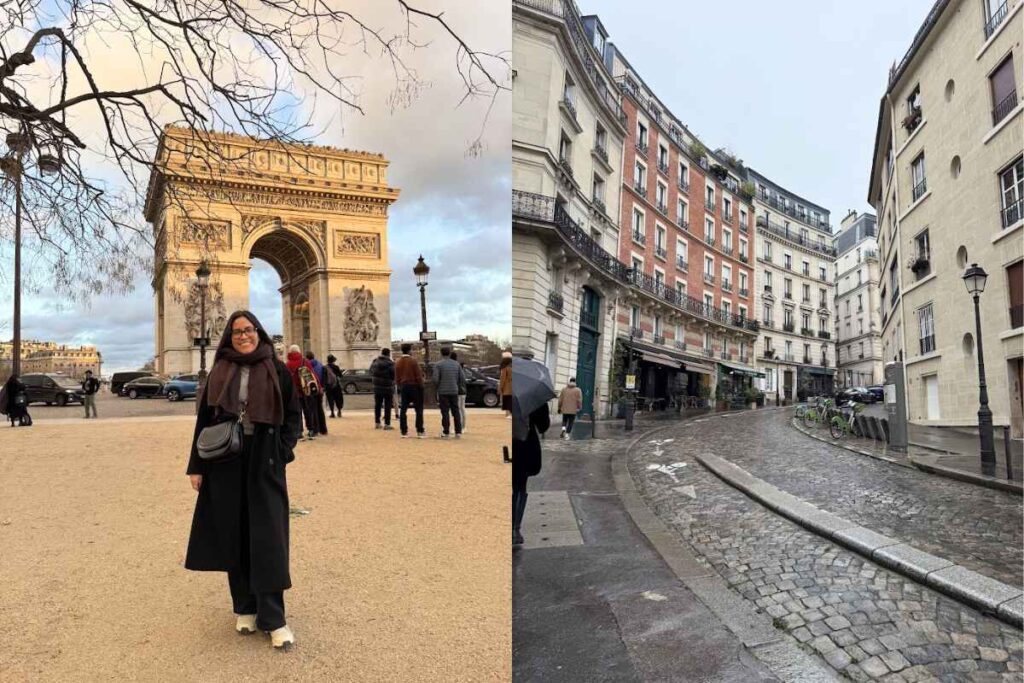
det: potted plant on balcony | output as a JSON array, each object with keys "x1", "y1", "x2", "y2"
[
  {"x1": 689, "y1": 140, "x2": 707, "y2": 165},
  {"x1": 908, "y1": 253, "x2": 929, "y2": 274},
  {"x1": 902, "y1": 106, "x2": 922, "y2": 133},
  {"x1": 740, "y1": 181, "x2": 756, "y2": 202}
]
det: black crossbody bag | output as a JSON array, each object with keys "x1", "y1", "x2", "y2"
[{"x1": 196, "y1": 369, "x2": 249, "y2": 462}]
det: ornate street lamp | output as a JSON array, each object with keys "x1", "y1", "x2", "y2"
[
  {"x1": 196, "y1": 260, "x2": 211, "y2": 383},
  {"x1": 962, "y1": 263, "x2": 996, "y2": 475},
  {"x1": 2, "y1": 126, "x2": 61, "y2": 378},
  {"x1": 414, "y1": 255, "x2": 430, "y2": 365}
]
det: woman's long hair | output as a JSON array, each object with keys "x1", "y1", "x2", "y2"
[{"x1": 215, "y1": 310, "x2": 275, "y2": 356}]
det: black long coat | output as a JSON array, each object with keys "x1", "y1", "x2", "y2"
[
  {"x1": 512, "y1": 404, "x2": 550, "y2": 492},
  {"x1": 185, "y1": 359, "x2": 303, "y2": 592}
]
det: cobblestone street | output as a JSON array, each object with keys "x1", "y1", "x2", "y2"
[{"x1": 620, "y1": 409, "x2": 1023, "y2": 681}]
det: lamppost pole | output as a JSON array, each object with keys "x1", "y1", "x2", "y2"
[
  {"x1": 11, "y1": 150, "x2": 22, "y2": 378},
  {"x1": 414, "y1": 255, "x2": 430, "y2": 365},
  {"x1": 963, "y1": 264, "x2": 996, "y2": 475},
  {"x1": 196, "y1": 260, "x2": 211, "y2": 382}
]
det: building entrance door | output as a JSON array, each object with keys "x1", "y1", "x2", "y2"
[
  {"x1": 575, "y1": 287, "x2": 601, "y2": 416},
  {"x1": 783, "y1": 369, "x2": 793, "y2": 403},
  {"x1": 925, "y1": 374, "x2": 940, "y2": 420}
]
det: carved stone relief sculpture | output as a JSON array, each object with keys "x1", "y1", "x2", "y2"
[
  {"x1": 335, "y1": 231, "x2": 380, "y2": 258},
  {"x1": 343, "y1": 286, "x2": 380, "y2": 344},
  {"x1": 184, "y1": 279, "x2": 228, "y2": 341}
]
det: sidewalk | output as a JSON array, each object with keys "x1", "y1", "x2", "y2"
[{"x1": 512, "y1": 415, "x2": 835, "y2": 682}]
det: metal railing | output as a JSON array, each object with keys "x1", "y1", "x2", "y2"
[
  {"x1": 739, "y1": 254, "x2": 749, "y2": 263},
  {"x1": 592, "y1": 196, "x2": 606, "y2": 215},
  {"x1": 630, "y1": 326, "x2": 644, "y2": 339},
  {"x1": 920, "y1": 334, "x2": 935, "y2": 355},
  {"x1": 657, "y1": 160, "x2": 670, "y2": 175},
  {"x1": 655, "y1": 245, "x2": 667, "y2": 259},
  {"x1": 676, "y1": 256, "x2": 688, "y2": 270},
  {"x1": 722, "y1": 211, "x2": 733, "y2": 224},
  {"x1": 703, "y1": 272, "x2": 715, "y2": 284},
  {"x1": 656, "y1": 202, "x2": 668, "y2": 215},
  {"x1": 1002, "y1": 198, "x2": 1022, "y2": 228},
  {"x1": 993, "y1": 90, "x2": 1018, "y2": 126},
  {"x1": 561, "y1": 96, "x2": 578, "y2": 123},
  {"x1": 634, "y1": 181, "x2": 646, "y2": 196},
  {"x1": 547, "y1": 290, "x2": 564, "y2": 313},
  {"x1": 512, "y1": 190, "x2": 759, "y2": 334},
  {"x1": 739, "y1": 288, "x2": 749, "y2": 298},
  {"x1": 636, "y1": 140, "x2": 649, "y2": 155},
  {"x1": 783, "y1": 322, "x2": 795, "y2": 332},
  {"x1": 702, "y1": 347, "x2": 714, "y2": 357},
  {"x1": 678, "y1": 179, "x2": 690, "y2": 193},
  {"x1": 1011, "y1": 304, "x2": 1023, "y2": 329},
  {"x1": 593, "y1": 144, "x2": 609, "y2": 164},
  {"x1": 676, "y1": 217, "x2": 689, "y2": 231},
  {"x1": 762, "y1": 320, "x2": 774, "y2": 329},
  {"x1": 653, "y1": 334, "x2": 666, "y2": 345},
  {"x1": 581, "y1": 308, "x2": 599, "y2": 329},
  {"x1": 755, "y1": 215, "x2": 837, "y2": 257},
  {"x1": 558, "y1": 157, "x2": 574, "y2": 178},
  {"x1": 800, "y1": 327, "x2": 813, "y2": 336},
  {"x1": 757, "y1": 189, "x2": 831, "y2": 231},
  {"x1": 632, "y1": 230, "x2": 646, "y2": 245},
  {"x1": 722, "y1": 281, "x2": 733, "y2": 292},
  {"x1": 675, "y1": 340, "x2": 687, "y2": 351},
  {"x1": 912, "y1": 177, "x2": 927, "y2": 201},
  {"x1": 704, "y1": 201, "x2": 715, "y2": 214},
  {"x1": 705, "y1": 234, "x2": 716, "y2": 247},
  {"x1": 817, "y1": 330, "x2": 831, "y2": 339},
  {"x1": 985, "y1": 0, "x2": 1009, "y2": 38}
]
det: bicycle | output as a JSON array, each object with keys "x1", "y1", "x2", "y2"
[
  {"x1": 802, "y1": 397, "x2": 833, "y2": 429},
  {"x1": 829, "y1": 401, "x2": 865, "y2": 439}
]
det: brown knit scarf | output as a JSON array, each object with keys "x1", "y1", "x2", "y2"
[{"x1": 205, "y1": 342, "x2": 283, "y2": 425}]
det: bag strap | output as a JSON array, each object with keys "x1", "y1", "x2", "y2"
[{"x1": 238, "y1": 366, "x2": 250, "y2": 422}]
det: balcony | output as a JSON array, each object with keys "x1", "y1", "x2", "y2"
[
  {"x1": 911, "y1": 177, "x2": 927, "y2": 202},
  {"x1": 678, "y1": 178, "x2": 690, "y2": 193},
  {"x1": 674, "y1": 340, "x2": 687, "y2": 351},
  {"x1": 656, "y1": 202, "x2": 669, "y2": 215},
  {"x1": 1002, "y1": 198, "x2": 1022, "y2": 228},
  {"x1": 817, "y1": 330, "x2": 831, "y2": 340},
  {"x1": 739, "y1": 221, "x2": 748, "y2": 234},
  {"x1": 676, "y1": 256, "x2": 688, "y2": 271},
  {"x1": 592, "y1": 196, "x2": 607, "y2": 215},
  {"x1": 655, "y1": 245, "x2": 668, "y2": 260},
  {"x1": 739, "y1": 288, "x2": 749, "y2": 298},
  {"x1": 633, "y1": 181, "x2": 646, "y2": 196},
  {"x1": 902, "y1": 106, "x2": 922, "y2": 135},
  {"x1": 722, "y1": 211, "x2": 733, "y2": 225},
  {"x1": 657, "y1": 160, "x2": 670, "y2": 175},
  {"x1": 630, "y1": 327, "x2": 644, "y2": 339},
  {"x1": 802, "y1": 297, "x2": 811, "y2": 305},
  {"x1": 783, "y1": 292, "x2": 793, "y2": 301},
  {"x1": 739, "y1": 254, "x2": 749, "y2": 263},
  {"x1": 702, "y1": 347, "x2": 714, "y2": 358},
  {"x1": 547, "y1": 290, "x2": 564, "y2": 314},
  {"x1": 909, "y1": 253, "x2": 930, "y2": 277},
  {"x1": 763, "y1": 285, "x2": 773, "y2": 294},
  {"x1": 818, "y1": 273, "x2": 827, "y2": 282},
  {"x1": 722, "y1": 280, "x2": 733, "y2": 293},
  {"x1": 800, "y1": 327, "x2": 813, "y2": 336},
  {"x1": 762, "y1": 320, "x2": 774, "y2": 329},
  {"x1": 722, "y1": 242, "x2": 733, "y2": 254},
  {"x1": 561, "y1": 96, "x2": 579, "y2": 125},
  {"x1": 653, "y1": 334, "x2": 666, "y2": 345},
  {"x1": 801, "y1": 267, "x2": 810, "y2": 276},
  {"x1": 1011, "y1": 304, "x2": 1023, "y2": 329},
  {"x1": 636, "y1": 140, "x2": 649, "y2": 156},
  {"x1": 593, "y1": 144, "x2": 609, "y2": 164},
  {"x1": 738, "y1": 355, "x2": 750, "y2": 365},
  {"x1": 705, "y1": 234, "x2": 716, "y2": 247},
  {"x1": 985, "y1": 1, "x2": 1010, "y2": 38},
  {"x1": 762, "y1": 254, "x2": 774, "y2": 263},
  {"x1": 920, "y1": 334, "x2": 935, "y2": 355},
  {"x1": 676, "y1": 217, "x2": 689, "y2": 231},
  {"x1": 511, "y1": 190, "x2": 760, "y2": 336},
  {"x1": 704, "y1": 201, "x2": 715, "y2": 214},
  {"x1": 803, "y1": 355, "x2": 812, "y2": 364},
  {"x1": 762, "y1": 348, "x2": 776, "y2": 360},
  {"x1": 720, "y1": 350, "x2": 733, "y2": 361},
  {"x1": 784, "y1": 262, "x2": 792, "y2": 271},
  {"x1": 703, "y1": 272, "x2": 716, "y2": 284},
  {"x1": 783, "y1": 322, "x2": 795, "y2": 332},
  {"x1": 782, "y1": 353, "x2": 796, "y2": 362},
  {"x1": 757, "y1": 189, "x2": 832, "y2": 231},
  {"x1": 558, "y1": 157, "x2": 574, "y2": 178},
  {"x1": 755, "y1": 215, "x2": 837, "y2": 257},
  {"x1": 632, "y1": 230, "x2": 646, "y2": 246}
]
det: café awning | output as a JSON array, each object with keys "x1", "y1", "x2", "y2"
[{"x1": 717, "y1": 360, "x2": 766, "y2": 378}]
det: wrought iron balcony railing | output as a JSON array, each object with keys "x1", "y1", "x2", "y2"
[
  {"x1": 676, "y1": 217, "x2": 689, "y2": 231},
  {"x1": 561, "y1": 96, "x2": 578, "y2": 123},
  {"x1": 703, "y1": 272, "x2": 715, "y2": 284},
  {"x1": 547, "y1": 290, "x2": 564, "y2": 313},
  {"x1": 817, "y1": 330, "x2": 831, "y2": 339},
  {"x1": 755, "y1": 215, "x2": 837, "y2": 257},
  {"x1": 593, "y1": 144, "x2": 609, "y2": 164},
  {"x1": 739, "y1": 288, "x2": 749, "y2": 298},
  {"x1": 722, "y1": 280, "x2": 733, "y2": 293},
  {"x1": 653, "y1": 334, "x2": 666, "y2": 345},
  {"x1": 675, "y1": 340, "x2": 687, "y2": 351},
  {"x1": 1002, "y1": 198, "x2": 1022, "y2": 229},
  {"x1": 783, "y1": 322, "x2": 795, "y2": 332},
  {"x1": 984, "y1": 0, "x2": 1009, "y2": 38},
  {"x1": 632, "y1": 230, "x2": 646, "y2": 245},
  {"x1": 912, "y1": 177, "x2": 927, "y2": 202},
  {"x1": 636, "y1": 140, "x2": 649, "y2": 156},
  {"x1": 678, "y1": 178, "x2": 690, "y2": 193},
  {"x1": 657, "y1": 160, "x2": 670, "y2": 175},
  {"x1": 655, "y1": 245, "x2": 667, "y2": 260},
  {"x1": 630, "y1": 326, "x2": 644, "y2": 339},
  {"x1": 676, "y1": 257, "x2": 688, "y2": 271}
]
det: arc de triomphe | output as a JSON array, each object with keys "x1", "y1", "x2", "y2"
[{"x1": 144, "y1": 127, "x2": 400, "y2": 375}]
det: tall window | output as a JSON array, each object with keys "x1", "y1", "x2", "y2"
[
  {"x1": 592, "y1": 175, "x2": 605, "y2": 204},
  {"x1": 559, "y1": 133, "x2": 572, "y2": 163},
  {"x1": 632, "y1": 208, "x2": 644, "y2": 241},
  {"x1": 658, "y1": 144, "x2": 669, "y2": 169},
  {"x1": 563, "y1": 73, "x2": 576, "y2": 106},
  {"x1": 802, "y1": 259, "x2": 810, "y2": 276},
  {"x1": 990, "y1": 54, "x2": 1017, "y2": 126},
  {"x1": 911, "y1": 153, "x2": 927, "y2": 201},
  {"x1": 705, "y1": 185, "x2": 715, "y2": 206},
  {"x1": 677, "y1": 240, "x2": 688, "y2": 268},
  {"x1": 918, "y1": 303, "x2": 935, "y2": 354},
  {"x1": 723, "y1": 196, "x2": 732, "y2": 219},
  {"x1": 595, "y1": 125, "x2": 607, "y2": 154},
  {"x1": 740, "y1": 271, "x2": 748, "y2": 293},
  {"x1": 704, "y1": 255, "x2": 714, "y2": 277},
  {"x1": 784, "y1": 253, "x2": 792, "y2": 270},
  {"x1": 765, "y1": 270, "x2": 773, "y2": 290},
  {"x1": 655, "y1": 226, "x2": 666, "y2": 255},
  {"x1": 763, "y1": 303, "x2": 773, "y2": 324},
  {"x1": 763, "y1": 241, "x2": 773, "y2": 260},
  {"x1": 656, "y1": 181, "x2": 668, "y2": 210},
  {"x1": 739, "y1": 238, "x2": 748, "y2": 258},
  {"x1": 722, "y1": 264, "x2": 732, "y2": 288},
  {"x1": 722, "y1": 228, "x2": 732, "y2": 252},
  {"x1": 677, "y1": 199, "x2": 688, "y2": 224},
  {"x1": 705, "y1": 218, "x2": 715, "y2": 243},
  {"x1": 784, "y1": 278, "x2": 792, "y2": 298},
  {"x1": 634, "y1": 160, "x2": 646, "y2": 191},
  {"x1": 679, "y1": 162, "x2": 689, "y2": 187},
  {"x1": 820, "y1": 288, "x2": 827, "y2": 307},
  {"x1": 913, "y1": 229, "x2": 931, "y2": 279},
  {"x1": 630, "y1": 305, "x2": 640, "y2": 329},
  {"x1": 637, "y1": 121, "x2": 648, "y2": 149},
  {"x1": 819, "y1": 265, "x2": 827, "y2": 281},
  {"x1": 1000, "y1": 156, "x2": 1023, "y2": 228},
  {"x1": 802, "y1": 283, "x2": 810, "y2": 302}
]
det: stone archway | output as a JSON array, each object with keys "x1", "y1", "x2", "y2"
[{"x1": 145, "y1": 127, "x2": 400, "y2": 374}]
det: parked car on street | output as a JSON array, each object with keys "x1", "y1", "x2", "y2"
[
  {"x1": 866, "y1": 385, "x2": 885, "y2": 402},
  {"x1": 19, "y1": 373, "x2": 85, "y2": 406},
  {"x1": 339, "y1": 369, "x2": 375, "y2": 394},
  {"x1": 464, "y1": 367, "x2": 500, "y2": 408},
  {"x1": 835, "y1": 386, "x2": 874, "y2": 404},
  {"x1": 110, "y1": 371, "x2": 154, "y2": 395},
  {"x1": 121, "y1": 376, "x2": 166, "y2": 399},
  {"x1": 161, "y1": 374, "x2": 199, "y2": 401}
]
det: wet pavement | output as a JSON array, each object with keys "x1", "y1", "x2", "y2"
[{"x1": 629, "y1": 410, "x2": 1023, "y2": 681}]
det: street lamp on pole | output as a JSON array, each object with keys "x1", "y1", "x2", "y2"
[
  {"x1": 962, "y1": 263, "x2": 996, "y2": 475},
  {"x1": 414, "y1": 255, "x2": 430, "y2": 365},
  {"x1": 196, "y1": 260, "x2": 211, "y2": 382},
  {"x1": 2, "y1": 127, "x2": 60, "y2": 379}
]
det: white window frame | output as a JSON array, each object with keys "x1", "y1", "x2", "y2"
[
  {"x1": 632, "y1": 207, "x2": 645, "y2": 240},
  {"x1": 634, "y1": 159, "x2": 647, "y2": 188}
]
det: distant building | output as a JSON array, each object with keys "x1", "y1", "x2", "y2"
[
  {"x1": 833, "y1": 211, "x2": 882, "y2": 388},
  {"x1": 0, "y1": 339, "x2": 102, "y2": 380},
  {"x1": 389, "y1": 334, "x2": 503, "y2": 367}
]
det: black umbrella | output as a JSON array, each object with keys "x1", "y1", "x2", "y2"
[{"x1": 511, "y1": 357, "x2": 556, "y2": 440}]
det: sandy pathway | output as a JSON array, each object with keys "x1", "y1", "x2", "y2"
[{"x1": 0, "y1": 412, "x2": 511, "y2": 682}]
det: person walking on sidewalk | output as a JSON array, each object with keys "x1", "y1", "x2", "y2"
[
  {"x1": 557, "y1": 378, "x2": 583, "y2": 440},
  {"x1": 185, "y1": 310, "x2": 303, "y2": 651},
  {"x1": 370, "y1": 347, "x2": 396, "y2": 430},
  {"x1": 305, "y1": 350, "x2": 329, "y2": 436},
  {"x1": 395, "y1": 343, "x2": 425, "y2": 438},
  {"x1": 81, "y1": 370, "x2": 100, "y2": 419},
  {"x1": 512, "y1": 402, "x2": 550, "y2": 545},
  {"x1": 499, "y1": 352, "x2": 513, "y2": 419},
  {"x1": 286, "y1": 345, "x2": 321, "y2": 440},
  {"x1": 433, "y1": 347, "x2": 464, "y2": 438},
  {"x1": 451, "y1": 351, "x2": 468, "y2": 435},
  {"x1": 325, "y1": 355, "x2": 344, "y2": 418}
]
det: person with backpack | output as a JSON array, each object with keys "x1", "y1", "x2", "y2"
[
  {"x1": 324, "y1": 354, "x2": 344, "y2": 418},
  {"x1": 1, "y1": 375, "x2": 30, "y2": 427},
  {"x1": 286, "y1": 345, "x2": 321, "y2": 440},
  {"x1": 81, "y1": 369, "x2": 100, "y2": 419},
  {"x1": 305, "y1": 350, "x2": 329, "y2": 436},
  {"x1": 369, "y1": 348, "x2": 396, "y2": 430}
]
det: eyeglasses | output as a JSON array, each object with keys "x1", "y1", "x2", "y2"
[{"x1": 231, "y1": 326, "x2": 258, "y2": 338}]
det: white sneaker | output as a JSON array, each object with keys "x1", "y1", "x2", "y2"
[
  {"x1": 270, "y1": 625, "x2": 295, "y2": 650},
  {"x1": 236, "y1": 614, "x2": 257, "y2": 635}
]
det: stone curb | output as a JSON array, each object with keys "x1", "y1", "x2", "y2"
[
  {"x1": 790, "y1": 417, "x2": 1023, "y2": 496},
  {"x1": 613, "y1": 409, "x2": 840, "y2": 682},
  {"x1": 696, "y1": 452, "x2": 1024, "y2": 629}
]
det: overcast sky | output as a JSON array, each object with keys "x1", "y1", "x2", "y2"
[
  {"x1": 0, "y1": 0, "x2": 511, "y2": 373},
  {"x1": 584, "y1": 0, "x2": 934, "y2": 222}
]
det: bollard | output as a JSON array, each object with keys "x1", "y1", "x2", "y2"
[
  {"x1": 880, "y1": 418, "x2": 891, "y2": 444},
  {"x1": 867, "y1": 416, "x2": 880, "y2": 441},
  {"x1": 1005, "y1": 426, "x2": 1014, "y2": 481},
  {"x1": 503, "y1": 445, "x2": 511, "y2": 463}
]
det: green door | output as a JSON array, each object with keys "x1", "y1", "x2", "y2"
[{"x1": 576, "y1": 287, "x2": 601, "y2": 416}]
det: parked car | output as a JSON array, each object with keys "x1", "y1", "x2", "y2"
[
  {"x1": 162, "y1": 374, "x2": 199, "y2": 401},
  {"x1": 110, "y1": 371, "x2": 154, "y2": 395},
  {"x1": 835, "y1": 386, "x2": 874, "y2": 404},
  {"x1": 866, "y1": 385, "x2": 885, "y2": 402},
  {"x1": 339, "y1": 369, "x2": 375, "y2": 394},
  {"x1": 474, "y1": 364, "x2": 501, "y2": 381},
  {"x1": 464, "y1": 367, "x2": 500, "y2": 408},
  {"x1": 19, "y1": 373, "x2": 84, "y2": 406},
  {"x1": 121, "y1": 376, "x2": 166, "y2": 399}
]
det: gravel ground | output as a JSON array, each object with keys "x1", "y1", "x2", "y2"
[{"x1": 0, "y1": 411, "x2": 510, "y2": 682}]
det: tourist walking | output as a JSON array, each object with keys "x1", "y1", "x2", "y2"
[
  {"x1": 325, "y1": 355, "x2": 344, "y2": 418},
  {"x1": 451, "y1": 351, "x2": 468, "y2": 434},
  {"x1": 512, "y1": 402, "x2": 550, "y2": 545},
  {"x1": 185, "y1": 310, "x2": 303, "y2": 650},
  {"x1": 370, "y1": 347, "x2": 396, "y2": 430},
  {"x1": 0, "y1": 375, "x2": 30, "y2": 427},
  {"x1": 286, "y1": 345, "x2": 321, "y2": 440},
  {"x1": 499, "y1": 352, "x2": 513, "y2": 418},
  {"x1": 81, "y1": 369, "x2": 100, "y2": 419},
  {"x1": 432, "y1": 346, "x2": 464, "y2": 438},
  {"x1": 305, "y1": 350, "x2": 329, "y2": 435},
  {"x1": 395, "y1": 343, "x2": 425, "y2": 438},
  {"x1": 557, "y1": 378, "x2": 583, "y2": 440}
]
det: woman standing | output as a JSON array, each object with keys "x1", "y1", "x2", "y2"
[
  {"x1": 285, "y1": 345, "x2": 322, "y2": 440},
  {"x1": 512, "y1": 403, "x2": 550, "y2": 545},
  {"x1": 499, "y1": 352, "x2": 513, "y2": 419},
  {"x1": 185, "y1": 311, "x2": 303, "y2": 650},
  {"x1": 325, "y1": 354, "x2": 345, "y2": 418}
]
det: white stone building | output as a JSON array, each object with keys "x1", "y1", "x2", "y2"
[
  {"x1": 867, "y1": 0, "x2": 1023, "y2": 433},
  {"x1": 833, "y1": 211, "x2": 883, "y2": 388}
]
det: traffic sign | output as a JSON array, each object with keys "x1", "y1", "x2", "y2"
[
  {"x1": 193, "y1": 337, "x2": 210, "y2": 347},
  {"x1": 419, "y1": 331, "x2": 437, "y2": 341}
]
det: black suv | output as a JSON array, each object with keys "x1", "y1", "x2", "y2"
[
  {"x1": 464, "y1": 367, "x2": 500, "y2": 407},
  {"x1": 111, "y1": 371, "x2": 155, "y2": 395},
  {"x1": 20, "y1": 373, "x2": 85, "y2": 406}
]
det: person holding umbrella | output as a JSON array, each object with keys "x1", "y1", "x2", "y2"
[{"x1": 511, "y1": 356, "x2": 555, "y2": 546}]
